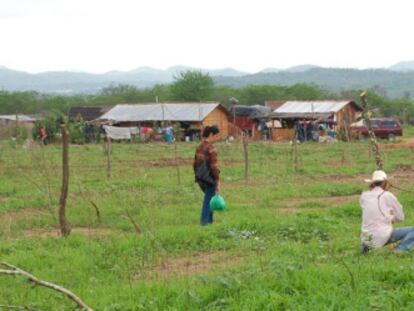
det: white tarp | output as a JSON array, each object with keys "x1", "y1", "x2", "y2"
[{"x1": 103, "y1": 126, "x2": 139, "y2": 140}]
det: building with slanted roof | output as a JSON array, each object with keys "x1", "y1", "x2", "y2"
[
  {"x1": 270, "y1": 100, "x2": 361, "y2": 124},
  {"x1": 268, "y1": 100, "x2": 362, "y2": 141},
  {"x1": 68, "y1": 106, "x2": 113, "y2": 121},
  {"x1": 96, "y1": 102, "x2": 230, "y2": 137},
  {"x1": 0, "y1": 114, "x2": 37, "y2": 138}
]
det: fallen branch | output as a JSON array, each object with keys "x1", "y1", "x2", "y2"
[
  {"x1": 0, "y1": 304, "x2": 43, "y2": 311},
  {"x1": 0, "y1": 261, "x2": 93, "y2": 311}
]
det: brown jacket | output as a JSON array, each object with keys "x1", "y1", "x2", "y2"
[{"x1": 193, "y1": 140, "x2": 220, "y2": 181}]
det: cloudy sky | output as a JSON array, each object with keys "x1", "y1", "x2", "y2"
[{"x1": 0, "y1": 0, "x2": 413, "y2": 73}]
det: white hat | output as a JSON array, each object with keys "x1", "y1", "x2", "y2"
[{"x1": 364, "y1": 170, "x2": 387, "y2": 183}]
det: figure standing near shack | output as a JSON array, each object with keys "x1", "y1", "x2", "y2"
[
  {"x1": 39, "y1": 126, "x2": 48, "y2": 146},
  {"x1": 163, "y1": 123, "x2": 174, "y2": 144}
]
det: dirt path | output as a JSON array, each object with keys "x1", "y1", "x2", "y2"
[
  {"x1": 136, "y1": 251, "x2": 246, "y2": 280},
  {"x1": 0, "y1": 208, "x2": 50, "y2": 223},
  {"x1": 278, "y1": 194, "x2": 360, "y2": 214},
  {"x1": 21, "y1": 227, "x2": 113, "y2": 238},
  {"x1": 380, "y1": 138, "x2": 414, "y2": 149}
]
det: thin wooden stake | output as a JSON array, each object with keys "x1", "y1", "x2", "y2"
[
  {"x1": 174, "y1": 142, "x2": 181, "y2": 185},
  {"x1": 106, "y1": 135, "x2": 112, "y2": 179},
  {"x1": 360, "y1": 91, "x2": 383, "y2": 170},
  {"x1": 291, "y1": 128, "x2": 299, "y2": 172},
  {"x1": 59, "y1": 125, "x2": 71, "y2": 237},
  {"x1": 242, "y1": 132, "x2": 249, "y2": 180}
]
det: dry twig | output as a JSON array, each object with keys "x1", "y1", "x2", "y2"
[
  {"x1": 0, "y1": 304, "x2": 43, "y2": 311},
  {"x1": 124, "y1": 209, "x2": 141, "y2": 234},
  {"x1": 77, "y1": 183, "x2": 101, "y2": 222}
]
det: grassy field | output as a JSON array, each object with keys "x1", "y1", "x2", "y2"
[{"x1": 1, "y1": 135, "x2": 414, "y2": 310}]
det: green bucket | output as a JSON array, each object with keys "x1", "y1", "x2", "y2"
[{"x1": 209, "y1": 194, "x2": 226, "y2": 212}]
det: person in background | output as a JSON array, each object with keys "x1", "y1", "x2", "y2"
[
  {"x1": 39, "y1": 126, "x2": 48, "y2": 145},
  {"x1": 193, "y1": 126, "x2": 221, "y2": 225},
  {"x1": 164, "y1": 123, "x2": 174, "y2": 144},
  {"x1": 360, "y1": 170, "x2": 414, "y2": 253}
]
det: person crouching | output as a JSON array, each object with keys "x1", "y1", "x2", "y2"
[{"x1": 360, "y1": 170, "x2": 414, "y2": 253}]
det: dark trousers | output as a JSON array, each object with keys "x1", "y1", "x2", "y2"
[{"x1": 200, "y1": 183, "x2": 216, "y2": 225}]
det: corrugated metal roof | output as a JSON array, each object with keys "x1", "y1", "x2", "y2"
[
  {"x1": 271, "y1": 112, "x2": 333, "y2": 119},
  {"x1": 230, "y1": 105, "x2": 271, "y2": 117},
  {"x1": 69, "y1": 106, "x2": 113, "y2": 121},
  {"x1": 0, "y1": 115, "x2": 36, "y2": 122},
  {"x1": 98, "y1": 103, "x2": 222, "y2": 122},
  {"x1": 274, "y1": 101, "x2": 352, "y2": 114}
]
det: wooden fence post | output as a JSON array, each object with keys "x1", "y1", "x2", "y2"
[
  {"x1": 174, "y1": 142, "x2": 181, "y2": 185},
  {"x1": 106, "y1": 135, "x2": 112, "y2": 179},
  {"x1": 242, "y1": 132, "x2": 249, "y2": 180},
  {"x1": 59, "y1": 125, "x2": 71, "y2": 237},
  {"x1": 360, "y1": 91, "x2": 383, "y2": 170}
]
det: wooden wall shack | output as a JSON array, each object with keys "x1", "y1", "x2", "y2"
[{"x1": 201, "y1": 106, "x2": 229, "y2": 137}]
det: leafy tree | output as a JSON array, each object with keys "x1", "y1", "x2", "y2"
[
  {"x1": 285, "y1": 83, "x2": 327, "y2": 100},
  {"x1": 33, "y1": 110, "x2": 65, "y2": 141},
  {"x1": 170, "y1": 70, "x2": 214, "y2": 101}
]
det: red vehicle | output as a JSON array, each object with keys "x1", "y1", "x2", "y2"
[{"x1": 351, "y1": 118, "x2": 403, "y2": 140}]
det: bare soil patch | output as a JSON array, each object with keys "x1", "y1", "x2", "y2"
[
  {"x1": 0, "y1": 208, "x2": 49, "y2": 222},
  {"x1": 280, "y1": 207, "x2": 301, "y2": 214},
  {"x1": 22, "y1": 227, "x2": 113, "y2": 238},
  {"x1": 283, "y1": 194, "x2": 359, "y2": 207},
  {"x1": 144, "y1": 158, "x2": 242, "y2": 168},
  {"x1": 297, "y1": 174, "x2": 364, "y2": 185},
  {"x1": 323, "y1": 159, "x2": 352, "y2": 167},
  {"x1": 139, "y1": 251, "x2": 245, "y2": 280},
  {"x1": 280, "y1": 166, "x2": 414, "y2": 214},
  {"x1": 225, "y1": 179, "x2": 269, "y2": 189},
  {"x1": 145, "y1": 157, "x2": 192, "y2": 167},
  {"x1": 389, "y1": 165, "x2": 414, "y2": 191},
  {"x1": 380, "y1": 138, "x2": 414, "y2": 149}
]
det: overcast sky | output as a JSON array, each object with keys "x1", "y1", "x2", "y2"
[{"x1": 0, "y1": 0, "x2": 413, "y2": 73}]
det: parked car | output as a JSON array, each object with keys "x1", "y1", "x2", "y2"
[{"x1": 350, "y1": 118, "x2": 403, "y2": 140}]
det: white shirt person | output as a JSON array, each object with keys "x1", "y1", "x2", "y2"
[{"x1": 360, "y1": 170, "x2": 414, "y2": 253}]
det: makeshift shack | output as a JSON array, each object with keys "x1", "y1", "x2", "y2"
[
  {"x1": 95, "y1": 102, "x2": 230, "y2": 140},
  {"x1": 0, "y1": 114, "x2": 37, "y2": 138},
  {"x1": 68, "y1": 106, "x2": 113, "y2": 121},
  {"x1": 269, "y1": 100, "x2": 362, "y2": 141},
  {"x1": 228, "y1": 105, "x2": 271, "y2": 139}
]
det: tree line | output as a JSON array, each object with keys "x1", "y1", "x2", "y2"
[{"x1": 1, "y1": 70, "x2": 414, "y2": 124}]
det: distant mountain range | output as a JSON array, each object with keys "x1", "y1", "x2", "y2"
[{"x1": 1, "y1": 61, "x2": 414, "y2": 98}]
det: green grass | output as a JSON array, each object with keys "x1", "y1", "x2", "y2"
[{"x1": 1, "y1": 136, "x2": 414, "y2": 310}]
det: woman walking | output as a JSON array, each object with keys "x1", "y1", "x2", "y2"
[{"x1": 193, "y1": 126, "x2": 221, "y2": 225}]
